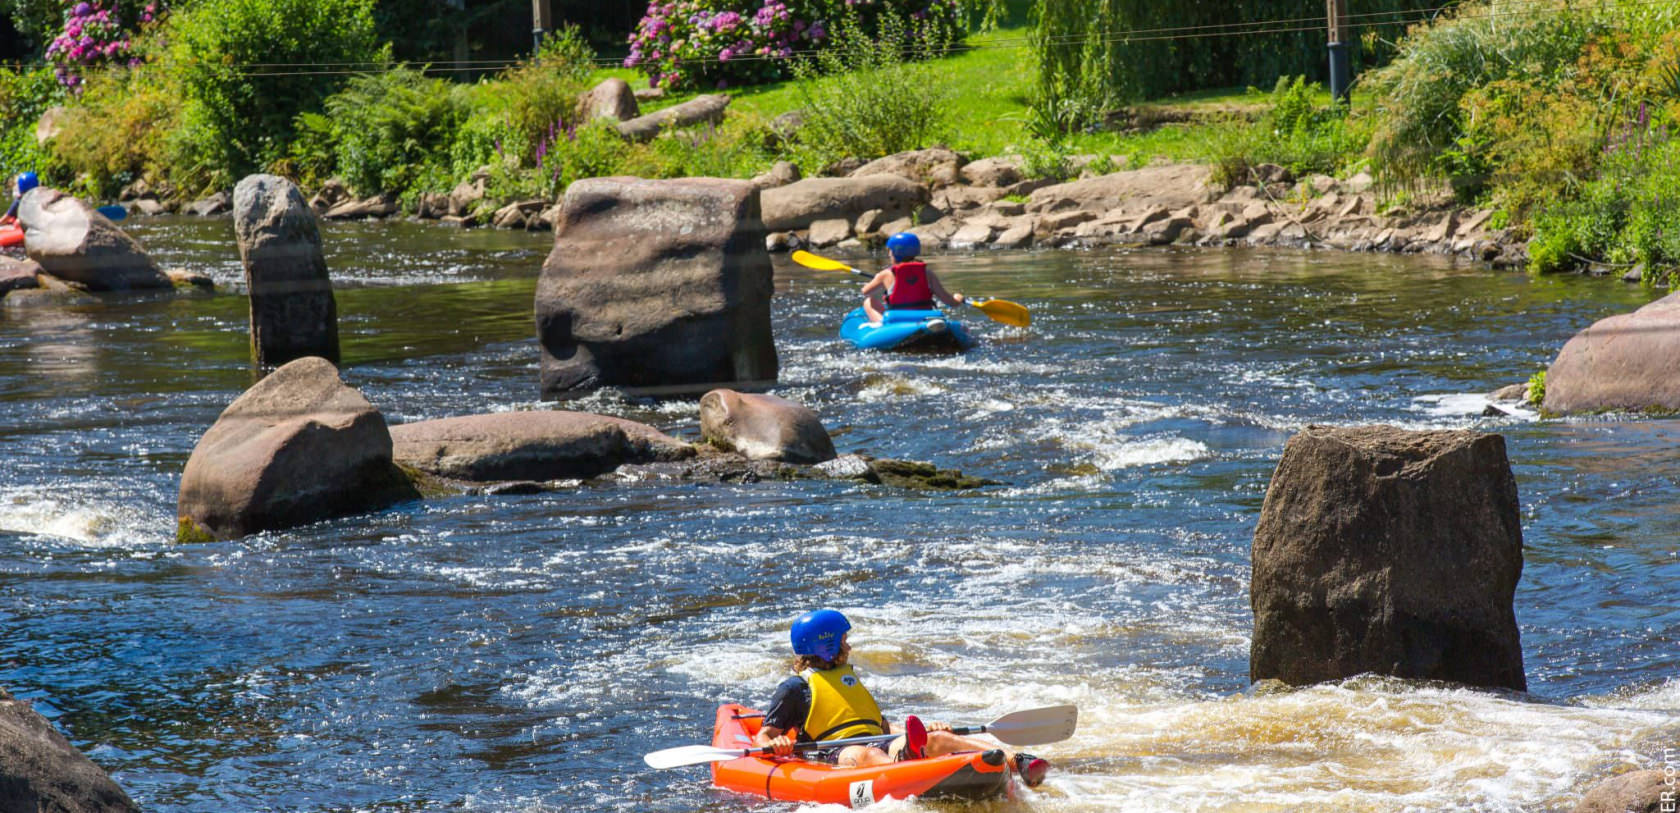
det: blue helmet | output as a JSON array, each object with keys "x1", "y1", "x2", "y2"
[
  {"x1": 16, "y1": 171, "x2": 38, "y2": 194},
  {"x1": 790, "y1": 609, "x2": 850, "y2": 660},
  {"x1": 886, "y1": 232, "x2": 920, "y2": 261}
]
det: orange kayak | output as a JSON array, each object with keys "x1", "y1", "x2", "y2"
[
  {"x1": 708, "y1": 703, "x2": 1013, "y2": 806},
  {"x1": 0, "y1": 224, "x2": 20, "y2": 248}
]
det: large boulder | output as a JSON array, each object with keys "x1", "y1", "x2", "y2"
[
  {"x1": 850, "y1": 147, "x2": 966, "y2": 188},
  {"x1": 232, "y1": 174, "x2": 340, "y2": 366},
  {"x1": 177, "y1": 356, "x2": 419, "y2": 541},
  {"x1": 578, "y1": 77, "x2": 640, "y2": 123},
  {"x1": 759, "y1": 176, "x2": 929, "y2": 232},
  {"x1": 536, "y1": 176, "x2": 778, "y2": 399},
  {"x1": 960, "y1": 155, "x2": 1025, "y2": 188},
  {"x1": 1026, "y1": 163, "x2": 1211, "y2": 215},
  {"x1": 700, "y1": 389, "x2": 836, "y2": 463},
  {"x1": 1571, "y1": 770, "x2": 1670, "y2": 813},
  {"x1": 18, "y1": 188, "x2": 170, "y2": 291},
  {"x1": 1543, "y1": 292, "x2": 1680, "y2": 414},
  {"x1": 0, "y1": 685, "x2": 140, "y2": 813},
  {"x1": 1250, "y1": 425, "x2": 1527, "y2": 691},
  {"x1": 391, "y1": 411, "x2": 694, "y2": 481},
  {"x1": 617, "y1": 94, "x2": 730, "y2": 142}
]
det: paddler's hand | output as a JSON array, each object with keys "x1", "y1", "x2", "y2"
[
  {"x1": 952, "y1": 293, "x2": 966, "y2": 305},
  {"x1": 925, "y1": 721, "x2": 952, "y2": 733},
  {"x1": 767, "y1": 727, "x2": 798, "y2": 757}
]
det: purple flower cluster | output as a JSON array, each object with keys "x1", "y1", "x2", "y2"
[
  {"x1": 626, "y1": 1, "x2": 827, "y2": 91},
  {"x1": 45, "y1": 0, "x2": 163, "y2": 89},
  {"x1": 625, "y1": 0, "x2": 961, "y2": 91}
]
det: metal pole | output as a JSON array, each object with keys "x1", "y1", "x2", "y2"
[
  {"x1": 532, "y1": 0, "x2": 552, "y2": 53},
  {"x1": 1326, "y1": 0, "x2": 1351, "y2": 103}
]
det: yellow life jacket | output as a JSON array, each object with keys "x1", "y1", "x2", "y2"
[{"x1": 801, "y1": 664, "x2": 885, "y2": 741}]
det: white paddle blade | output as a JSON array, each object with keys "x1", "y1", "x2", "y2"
[
  {"x1": 986, "y1": 704, "x2": 1078, "y2": 746},
  {"x1": 643, "y1": 744, "x2": 749, "y2": 769}
]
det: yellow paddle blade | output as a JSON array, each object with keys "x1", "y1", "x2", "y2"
[
  {"x1": 790, "y1": 250, "x2": 856, "y2": 273},
  {"x1": 971, "y1": 297, "x2": 1031, "y2": 327}
]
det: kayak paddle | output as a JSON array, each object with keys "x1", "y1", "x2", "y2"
[
  {"x1": 642, "y1": 704, "x2": 1078, "y2": 769},
  {"x1": 790, "y1": 249, "x2": 1031, "y2": 328}
]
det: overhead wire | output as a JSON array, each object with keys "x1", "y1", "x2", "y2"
[{"x1": 2, "y1": 0, "x2": 1670, "y2": 78}]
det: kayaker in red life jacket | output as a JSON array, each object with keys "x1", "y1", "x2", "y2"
[
  {"x1": 860, "y1": 232, "x2": 966, "y2": 326},
  {"x1": 752, "y1": 608, "x2": 1050, "y2": 787},
  {"x1": 1, "y1": 171, "x2": 38, "y2": 226}
]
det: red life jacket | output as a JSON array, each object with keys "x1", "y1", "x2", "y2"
[{"x1": 885, "y1": 261, "x2": 934, "y2": 309}]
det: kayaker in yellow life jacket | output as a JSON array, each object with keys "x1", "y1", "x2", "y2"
[
  {"x1": 752, "y1": 608, "x2": 1049, "y2": 786},
  {"x1": 860, "y1": 233, "x2": 965, "y2": 326}
]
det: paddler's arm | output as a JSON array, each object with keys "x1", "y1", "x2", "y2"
[
  {"x1": 928, "y1": 272, "x2": 965, "y2": 307},
  {"x1": 753, "y1": 724, "x2": 798, "y2": 756},
  {"x1": 860, "y1": 269, "x2": 892, "y2": 299}
]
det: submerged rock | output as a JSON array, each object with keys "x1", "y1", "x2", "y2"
[
  {"x1": 700, "y1": 389, "x2": 836, "y2": 464},
  {"x1": 1250, "y1": 425, "x2": 1526, "y2": 692},
  {"x1": 1571, "y1": 769, "x2": 1670, "y2": 813}
]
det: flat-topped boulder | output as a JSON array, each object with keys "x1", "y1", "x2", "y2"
[
  {"x1": 760, "y1": 175, "x2": 929, "y2": 232},
  {"x1": 850, "y1": 147, "x2": 965, "y2": 188},
  {"x1": 1251, "y1": 425, "x2": 1526, "y2": 691},
  {"x1": 0, "y1": 685, "x2": 140, "y2": 813},
  {"x1": 18, "y1": 187, "x2": 170, "y2": 291},
  {"x1": 390, "y1": 410, "x2": 694, "y2": 481},
  {"x1": 1027, "y1": 163, "x2": 1212, "y2": 215},
  {"x1": 1543, "y1": 291, "x2": 1680, "y2": 414},
  {"x1": 177, "y1": 356, "x2": 419, "y2": 540},
  {"x1": 536, "y1": 176, "x2": 777, "y2": 399}
]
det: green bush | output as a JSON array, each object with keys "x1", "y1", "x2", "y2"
[
  {"x1": 1205, "y1": 77, "x2": 1368, "y2": 188},
  {"x1": 1527, "y1": 130, "x2": 1680, "y2": 279},
  {"x1": 1365, "y1": 0, "x2": 1604, "y2": 187},
  {"x1": 314, "y1": 67, "x2": 466, "y2": 198},
  {"x1": 1526, "y1": 370, "x2": 1547, "y2": 404},
  {"x1": 789, "y1": 11, "x2": 952, "y2": 169},
  {"x1": 0, "y1": 65, "x2": 65, "y2": 184},
  {"x1": 50, "y1": 64, "x2": 180, "y2": 197},
  {"x1": 161, "y1": 0, "x2": 387, "y2": 192}
]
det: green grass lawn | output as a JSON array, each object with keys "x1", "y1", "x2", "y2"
[{"x1": 592, "y1": 24, "x2": 1295, "y2": 168}]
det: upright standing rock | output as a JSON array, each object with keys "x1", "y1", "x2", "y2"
[
  {"x1": 18, "y1": 187, "x2": 170, "y2": 291},
  {"x1": 0, "y1": 685, "x2": 140, "y2": 813},
  {"x1": 232, "y1": 174, "x2": 340, "y2": 367},
  {"x1": 536, "y1": 176, "x2": 777, "y2": 399},
  {"x1": 177, "y1": 356, "x2": 418, "y2": 540},
  {"x1": 1250, "y1": 425, "x2": 1527, "y2": 691}
]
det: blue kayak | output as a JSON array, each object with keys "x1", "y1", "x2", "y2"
[{"x1": 839, "y1": 307, "x2": 974, "y2": 352}]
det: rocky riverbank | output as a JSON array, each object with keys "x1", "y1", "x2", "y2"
[{"x1": 111, "y1": 148, "x2": 1529, "y2": 271}]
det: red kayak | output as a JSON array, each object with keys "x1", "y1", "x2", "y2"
[
  {"x1": 708, "y1": 703, "x2": 1013, "y2": 805},
  {"x1": 0, "y1": 224, "x2": 20, "y2": 248}
]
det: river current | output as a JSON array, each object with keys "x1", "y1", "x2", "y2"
[{"x1": 1, "y1": 217, "x2": 1676, "y2": 812}]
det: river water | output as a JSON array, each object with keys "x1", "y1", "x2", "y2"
[{"x1": 1, "y1": 217, "x2": 1676, "y2": 812}]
